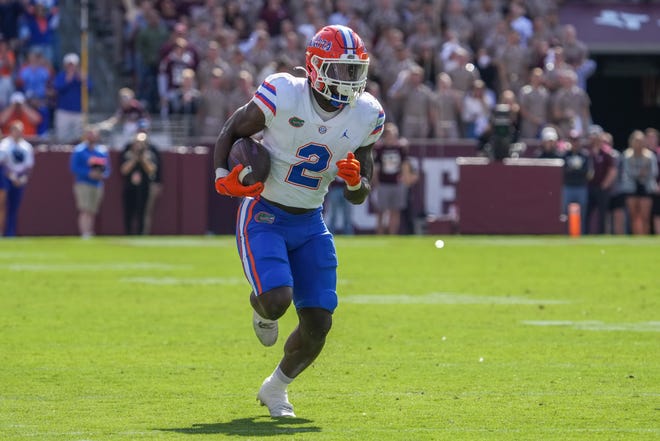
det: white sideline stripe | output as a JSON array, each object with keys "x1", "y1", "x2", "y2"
[
  {"x1": 120, "y1": 276, "x2": 245, "y2": 286},
  {"x1": 3, "y1": 262, "x2": 191, "y2": 271},
  {"x1": 523, "y1": 320, "x2": 660, "y2": 332},
  {"x1": 342, "y1": 292, "x2": 569, "y2": 305}
]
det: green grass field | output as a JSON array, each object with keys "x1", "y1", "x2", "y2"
[{"x1": 0, "y1": 236, "x2": 658, "y2": 440}]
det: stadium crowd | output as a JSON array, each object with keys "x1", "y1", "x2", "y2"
[{"x1": 0, "y1": 0, "x2": 658, "y2": 235}]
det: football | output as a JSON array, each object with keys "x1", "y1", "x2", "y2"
[{"x1": 228, "y1": 137, "x2": 271, "y2": 186}]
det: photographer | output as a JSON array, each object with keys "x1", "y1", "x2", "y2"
[
  {"x1": 0, "y1": 121, "x2": 34, "y2": 236},
  {"x1": 0, "y1": 92, "x2": 42, "y2": 137},
  {"x1": 120, "y1": 132, "x2": 158, "y2": 235},
  {"x1": 70, "y1": 128, "x2": 110, "y2": 238}
]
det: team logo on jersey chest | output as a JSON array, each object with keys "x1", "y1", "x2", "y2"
[
  {"x1": 318, "y1": 125, "x2": 327, "y2": 134},
  {"x1": 288, "y1": 116, "x2": 305, "y2": 128}
]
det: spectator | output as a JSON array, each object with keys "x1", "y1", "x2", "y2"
[
  {"x1": 446, "y1": 46, "x2": 480, "y2": 95},
  {"x1": 443, "y1": 0, "x2": 473, "y2": 47},
  {"x1": 470, "y1": 0, "x2": 502, "y2": 51},
  {"x1": 551, "y1": 69, "x2": 590, "y2": 139},
  {"x1": 645, "y1": 127, "x2": 660, "y2": 234},
  {"x1": 120, "y1": 132, "x2": 158, "y2": 235},
  {"x1": 244, "y1": 28, "x2": 275, "y2": 76},
  {"x1": 98, "y1": 87, "x2": 149, "y2": 148},
  {"x1": 430, "y1": 72, "x2": 462, "y2": 140},
  {"x1": 603, "y1": 131, "x2": 626, "y2": 235},
  {"x1": 536, "y1": 126, "x2": 561, "y2": 159},
  {"x1": 324, "y1": 177, "x2": 354, "y2": 235},
  {"x1": 560, "y1": 25, "x2": 588, "y2": 68},
  {"x1": 21, "y1": 1, "x2": 59, "y2": 66},
  {"x1": 0, "y1": 37, "x2": 15, "y2": 107},
  {"x1": 70, "y1": 128, "x2": 110, "y2": 239},
  {"x1": 462, "y1": 79, "x2": 494, "y2": 139},
  {"x1": 134, "y1": 7, "x2": 169, "y2": 113},
  {"x1": 621, "y1": 130, "x2": 658, "y2": 235},
  {"x1": 158, "y1": 37, "x2": 198, "y2": 117},
  {"x1": 586, "y1": 125, "x2": 617, "y2": 234},
  {"x1": 197, "y1": 67, "x2": 232, "y2": 139},
  {"x1": 15, "y1": 47, "x2": 52, "y2": 135},
  {"x1": 495, "y1": 29, "x2": 527, "y2": 94},
  {"x1": 168, "y1": 68, "x2": 200, "y2": 114},
  {"x1": 387, "y1": 64, "x2": 434, "y2": 139},
  {"x1": 196, "y1": 40, "x2": 230, "y2": 90},
  {"x1": 507, "y1": 1, "x2": 533, "y2": 47},
  {"x1": 0, "y1": 91, "x2": 41, "y2": 137},
  {"x1": 368, "y1": 0, "x2": 402, "y2": 38},
  {"x1": 53, "y1": 53, "x2": 89, "y2": 143},
  {"x1": 561, "y1": 136, "x2": 593, "y2": 234},
  {"x1": 0, "y1": 0, "x2": 25, "y2": 49},
  {"x1": 559, "y1": 24, "x2": 596, "y2": 91},
  {"x1": 258, "y1": 0, "x2": 290, "y2": 36},
  {"x1": 497, "y1": 89, "x2": 521, "y2": 141},
  {"x1": 0, "y1": 121, "x2": 33, "y2": 236},
  {"x1": 16, "y1": 48, "x2": 51, "y2": 102},
  {"x1": 518, "y1": 67, "x2": 549, "y2": 139},
  {"x1": 229, "y1": 69, "x2": 256, "y2": 115},
  {"x1": 137, "y1": 123, "x2": 161, "y2": 235},
  {"x1": 373, "y1": 123, "x2": 417, "y2": 235},
  {"x1": 474, "y1": 47, "x2": 498, "y2": 93}
]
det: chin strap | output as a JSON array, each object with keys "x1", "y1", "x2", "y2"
[{"x1": 329, "y1": 93, "x2": 347, "y2": 109}]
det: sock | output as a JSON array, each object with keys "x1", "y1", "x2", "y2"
[{"x1": 267, "y1": 365, "x2": 293, "y2": 391}]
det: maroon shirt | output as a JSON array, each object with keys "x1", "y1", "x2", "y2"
[
  {"x1": 375, "y1": 145, "x2": 407, "y2": 184},
  {"x1": 589, "y1": 148, "x2": 615, "y2": 189}
]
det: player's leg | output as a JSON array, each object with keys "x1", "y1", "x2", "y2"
[
  {"x1": 4, "y1": 183, "x2": 24, "y2": 236},
  {"x1": 256, "y1": 229, "x2": 337, "y2": 417},
  {"x1": 236, "y1": 198, "x2": 294, "y2": 346},
  {"x1": 280, "y1": 307, "x2": 332, "y2": 378},
  {"x1": 0, "y1": 187, "x2": 7, "y2": 236}
]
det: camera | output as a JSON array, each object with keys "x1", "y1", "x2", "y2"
[
  {"x1": 88, "y1": 156, "x2": 107, "y2": 173},
  {"x1": 489, "y1": 104, "x2": 513, "y2": 161}
]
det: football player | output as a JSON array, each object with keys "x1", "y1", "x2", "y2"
[{"x1": 213, "y1": 25, "x2": 385, "y2": 417}]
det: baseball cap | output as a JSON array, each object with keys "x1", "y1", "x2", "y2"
[
  {"x1": 541, "y1": 126, "x2": 558, "y2": 141},
  {"x1": 63, "y1": 53, "x2": 80, "y2": 65},
  {"x1": 10, "y1": 91, "x2": 26, "y2": 104}
]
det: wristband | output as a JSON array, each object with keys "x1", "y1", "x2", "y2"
[
  {"x1": 346, "y1": 180, "x2": 362, "y2": 191},
  {"x1": 215, "y1": 167, "x2": 230, "y2": 180}
]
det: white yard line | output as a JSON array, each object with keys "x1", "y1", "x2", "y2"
[{"x1": 522, "y1": 320, "x2": 660, "y2": 332}]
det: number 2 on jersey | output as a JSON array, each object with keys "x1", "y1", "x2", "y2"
[{"x1": 285, "y1": 143, "x2": 331, "y2": 189}]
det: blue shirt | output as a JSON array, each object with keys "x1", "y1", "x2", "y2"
[
  {"x1": 70, "y1": 142, "x2": 110, "y2": 187},
  {"x1": 53, "y1": 71, "x2": 91, "y2": 112},
  {"x1": 19, "y1": 65, "x2": 51, "y2": 99}
]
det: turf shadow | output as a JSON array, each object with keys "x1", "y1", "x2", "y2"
[{"x1": 156, "y1": 416, "x2": 321, "y2": 436}]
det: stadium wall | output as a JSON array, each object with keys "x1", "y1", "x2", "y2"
[{"x1": 17, "y1": 143, "x2": 563, "y2": 236}]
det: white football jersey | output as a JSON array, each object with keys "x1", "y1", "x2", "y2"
[
  {"x1": 251, "y1": 73, "x2": 385, "y2": 209},
  {"x1": 0, "y1": 137, "x2": 34, "y2": 179}
]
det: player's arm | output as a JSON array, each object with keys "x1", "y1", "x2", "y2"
[
  {"x1": 339, "y1": 143, "x2": 374, "y2": 205},
  {"x1": 213, "y1": 101, "x2": 266, "y2": 197},
  {"x1": 213, "y1": 101, "x2": 265, "y2": 171}
]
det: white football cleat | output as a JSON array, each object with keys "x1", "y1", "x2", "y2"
[
  {"x1": 252, "y1": 310, "x2": 278, "y2": 347},
  {"x1": 257, "y1": 377, "x2": 296, "y2": 418}
]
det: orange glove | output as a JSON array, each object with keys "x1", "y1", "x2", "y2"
[
  {"x1": 215, "y1": 164, "x2": 264, "y2": 197},
  {"x1": 336, "y1": 152, "x2": 362, "y2": 190}
]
